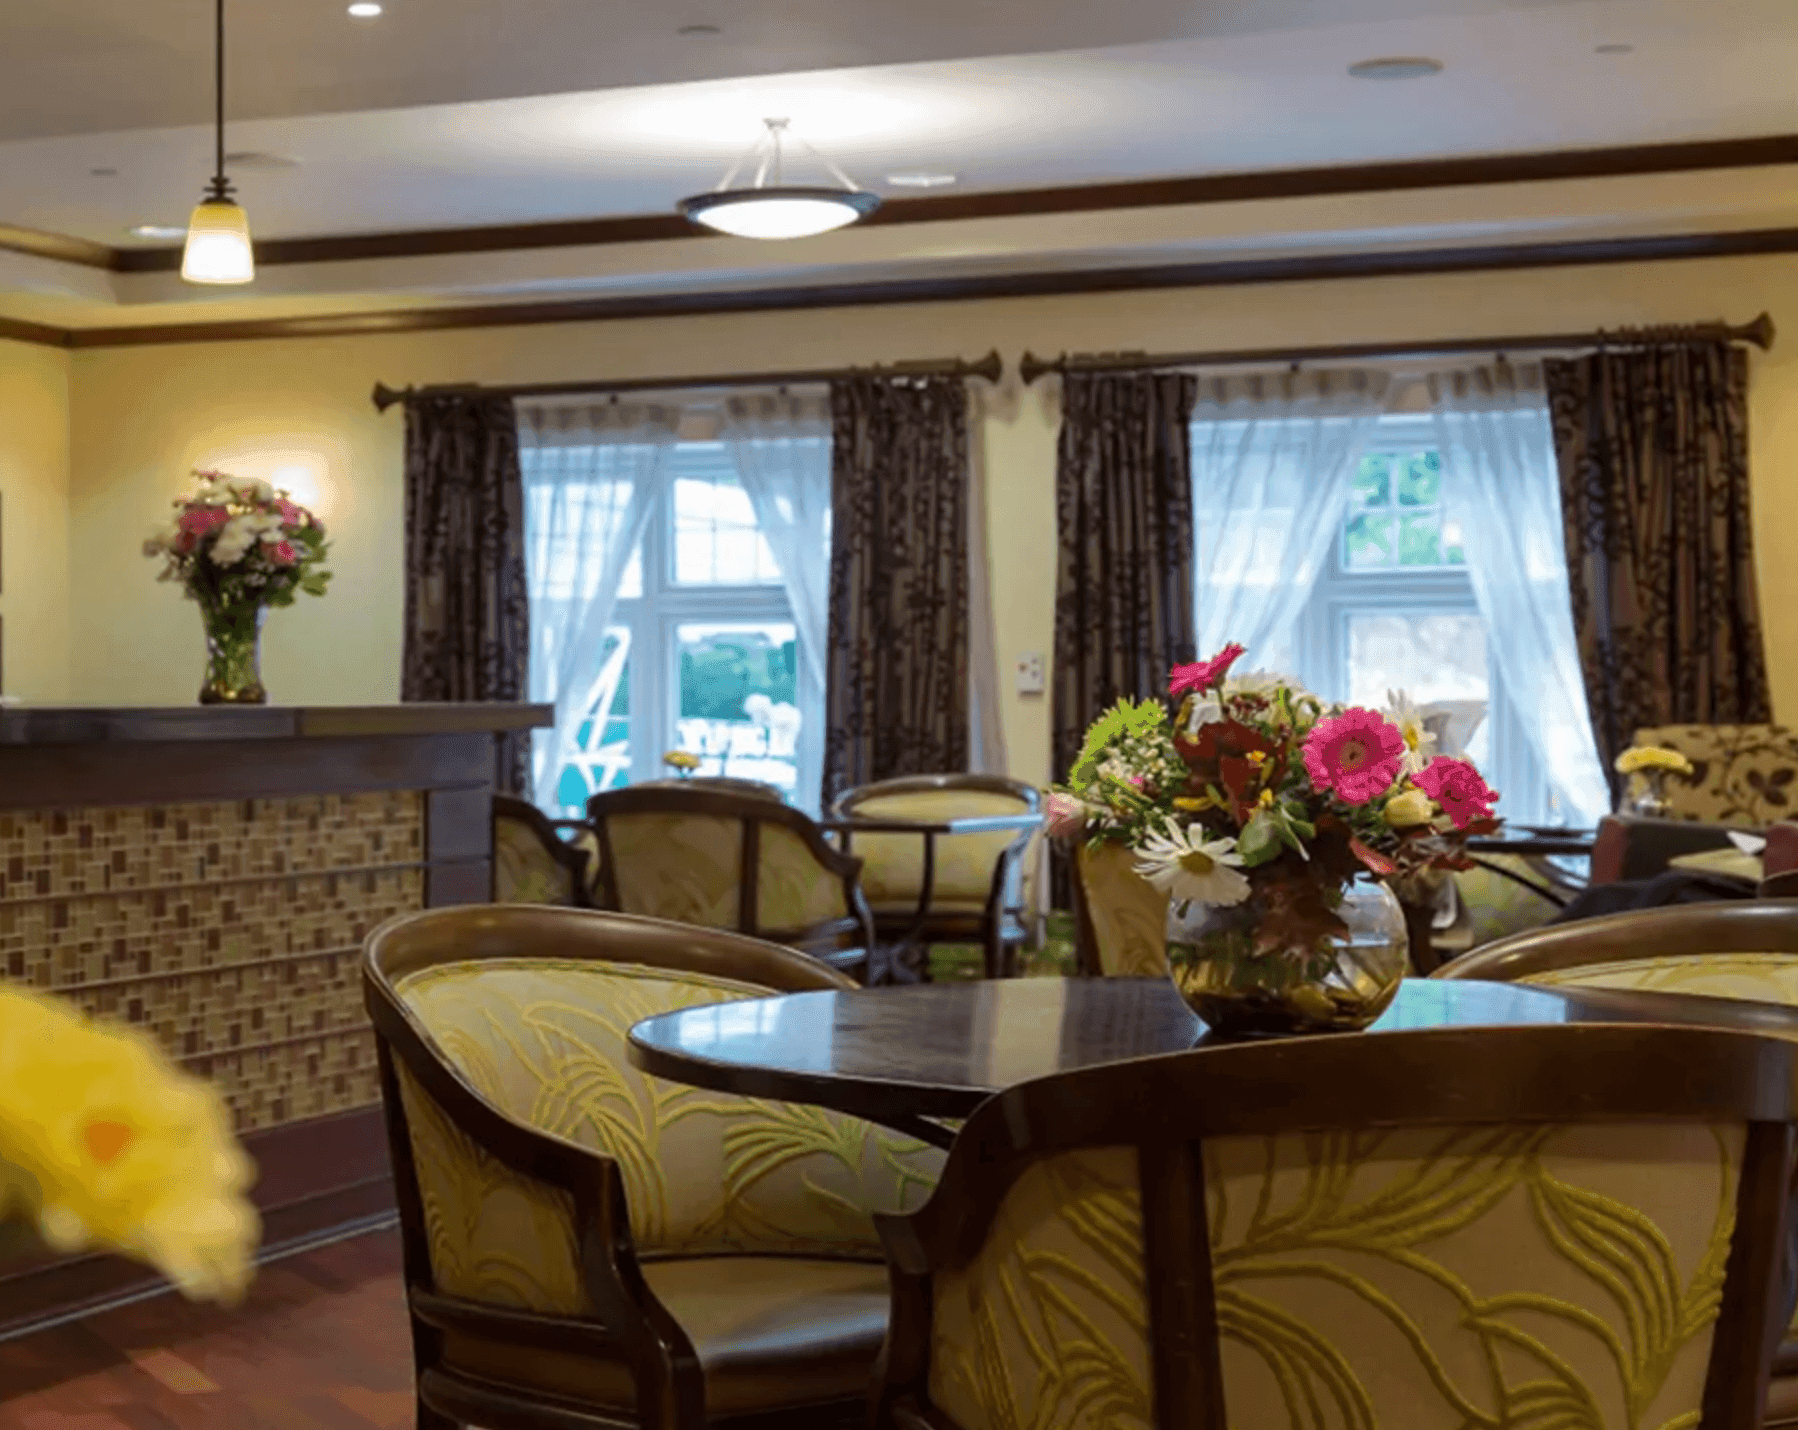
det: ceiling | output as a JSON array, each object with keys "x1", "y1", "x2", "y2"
[{"x1": 0, "y1": 0, "x2": 1794, "y2": 331}]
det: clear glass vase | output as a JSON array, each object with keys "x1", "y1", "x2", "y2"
[
  {"x1": 1168, "y1": 875, "x2": 1408, "y2": 1038},
  {"x1": 1620, "y1": 768, "x2": 1671, "y2": 819},
  {"x1": 197, "y1": 598, "x2": 268, "y2": 705}
]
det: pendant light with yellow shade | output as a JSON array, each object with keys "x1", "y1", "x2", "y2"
[{"x1": 181, "y1": 0, "x2": 254, "y2": 285}]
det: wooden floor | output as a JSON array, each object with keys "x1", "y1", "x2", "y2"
[{"x1": 0, "y1": 1227, "x2": 417, "y2": 1429}]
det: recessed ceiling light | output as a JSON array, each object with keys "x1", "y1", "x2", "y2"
[
  {"x1": 677, "y1": 23, "x2": 720, "y2": 35},
  {"x1": 347, "y1": 2, "x2": 383, "y2": 16},
  {"x1": 886, "y1": 172, "x2": 958, "y2": 189},
  {"x1": 128, "y1": 224, "x2": 188, "y2": 240},
  {"x1": 1594, "y1": 42, "x2": 1633, "y2": 54},
  {"x1": 1347, "y1": 56, "x2": 1444, "y2": 80},
  {"x1": 90, "y1": 167, "x2": 118, "y2": 178}
]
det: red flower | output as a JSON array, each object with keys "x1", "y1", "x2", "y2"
[
  {"x1": 1415, "y1": 757, "x2": 1499, "y2": 829},
  {"x1": 1169, "y1": 642, "x2": 1246, "y2": 699},
  {"x1": 1303, "y1": 707, "x2": 1405, "y2": 805},
  {"x1": 266, "y1": 540, "x2": 299, "y2": 566},
  {"x1": 274, "y1": 499, "x2": 309, "y2": 527},
  {"x1": 178, "y1": 506, "x2": 230, "y2": 537}
]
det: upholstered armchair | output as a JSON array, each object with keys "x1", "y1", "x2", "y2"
[
  {"x1": 829, "y1": 776, "x2": 1041, "y2": 979},
  {"x1": 365, "y1": 904, "x2": 943, "y2": 1430},
  {"x1": 492, "y1": 794, "x2": 594, "y2": 906},
  {"x1": 586, "y1": 785, "x2": 875, "y2": 981},
  {"x1": 872, "y1": 1023, "x2": 1798, "y2": 1428},
  {"x1": 1068, "y1": 841, "x2": 1170, "y2": 977},
  {"x1": 1436, "y1": 900, "x2": 1798, "y2": 1425},
  {"x1": 1633, "y1": 723, "x2": 1798, "y2": 825}
]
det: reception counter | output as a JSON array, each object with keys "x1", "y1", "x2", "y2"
[{"x1": 0, "y1": 701, "x2": 550, "y2": 1334}]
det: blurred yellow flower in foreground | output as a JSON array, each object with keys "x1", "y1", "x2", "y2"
[
  {"x1": 0, "y1": 985, "x2": 259, "y2": 1304},
  {"x1": 1615, "y1": 745, "x2": 1694, "y2": 777}
]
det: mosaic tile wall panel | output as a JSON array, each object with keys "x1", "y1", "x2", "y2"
[{"x1": 0, "y1": 792, "x2": 425, "y2": 1132}]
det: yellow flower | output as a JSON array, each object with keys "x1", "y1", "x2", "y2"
[
  {"x1": 662, "y1": 749, "x2": 702, "y2": 772},
  {"x1": 0, "y1": 986, "x2": 259, "y2": 1304},
  {"x1": 1384, "y1": 787, "x2": 1436, "y2": 829},
  {"x1": 1614, "y1": 745, "x2": 1693, "y2": 777},
  {"x1": 1173, "y1": 796, "x2": 1212, "y2": 812}
]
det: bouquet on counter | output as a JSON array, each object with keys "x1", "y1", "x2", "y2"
[{"x1": 143, "y1": 470, "x2": 331, "y2": 611}]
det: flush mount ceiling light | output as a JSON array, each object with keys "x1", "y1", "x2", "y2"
[
  {"x1": 129, "y1": 223, "x2": 189, "y2": 240},
  {"x1": 677, "y1": 118, "x2": 880, "y2": 240},
  {"x1": 886, "y1": 171, "x2": 957, "y2": 189},
  {"x1": 181, "y1": 0, "x2": 253, "y2": 284},
  {"x1": 1347, "y1": 56, "x2": 1444, "y2": 80},
  {"x1": 347, "y1": 2, "x2": 383, "y2": 16}
]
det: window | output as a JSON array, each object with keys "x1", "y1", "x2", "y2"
[
  {"x1": 1293, "y1": 416, "x2": 1562, "y2": 823},
  {"x1": 530, "y1": 440, "x2": 819, "y2": 815}
]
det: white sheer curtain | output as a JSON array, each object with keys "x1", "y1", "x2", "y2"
[
  {"x1": 520, "y1": 398, "x2": 682, "y2": 810},
  {"x1": 1192, "y1": 369, "x2": 1392, "y2": 667},
  {"x1": 720, "y1": 391, "x2": 832, "y2": 810},
  {"x1": 1428, "y1": 364, "x2": 1609, "y2": 826}
]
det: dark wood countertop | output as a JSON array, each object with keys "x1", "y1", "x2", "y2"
[{"x1": 0, "y1": 703, "x2": 552, "y2": 747}]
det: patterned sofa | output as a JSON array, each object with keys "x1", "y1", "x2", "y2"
[{"x1": 1634, "y1": 723, "x2": 1798, "y2": 826}]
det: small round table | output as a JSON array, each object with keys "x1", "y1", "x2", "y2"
[{"x1": 627, "y1": 976, "x2": 1798, "y2": 1148}]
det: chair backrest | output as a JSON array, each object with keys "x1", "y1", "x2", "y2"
[
  {"x1": 875, "y1": 1024, "x2": 1798, "y2": 1430},
  {"x1": 1069, "y1": 840, "x2": 1170, "y2": 977},
  {"x1": 639, "y1": 776, "x2": 787, "y2": 800},
  {"x1": 1634, "y1": 723, "x2": 1798, "y2": 825},
  {"x1": 584, "y1": 785, "x2": 873, "y2": 952},
  {"x1": 1435, "y1": 902, "x2": 1798, "y2": 1001},
  {"x1": 491, "y1": 794, "x2": 592, "y2": 905},
  {"x1": 832, "y1": 775, "x2": 1041, "y2": 914},
  {"x1": 364, "y1": 905, "x2": 939, "y2": 1275}
]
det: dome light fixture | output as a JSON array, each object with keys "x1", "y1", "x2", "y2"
[
  {"x1": 181, "y1": 0, "x2": 254, "y2": 284},
  {"x1": 677, "y1": 118, "x2": 880, "y2": 240},
  {"x1": 1346, "y1": 56, "x2": 1444, "y2": 80}
]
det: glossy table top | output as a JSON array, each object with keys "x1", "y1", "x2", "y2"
[{"x1": 627, "y1": 976, "x2": 1798, "y2": 1131}]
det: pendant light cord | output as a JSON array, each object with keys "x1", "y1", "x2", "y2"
[{"x1": 209, "y1": 0, "x2": 232, "y2": 201}]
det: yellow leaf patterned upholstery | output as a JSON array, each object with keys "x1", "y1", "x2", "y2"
[
  {"x1": 1452, "y1": 855, "x2": 1565, "y2": 948},
  {"x1": 1521, "y1": 952, "x2": 1798, "y2": 1004},
  {"x1": 759, "y1": 823, "x2": 860, "y2": 932},
  {"x1": 929, "y1": 1123, "x2": 1740, "y2": 1428},
  {"x1": 1634, "y1": 723, "x2": 1798, "y2": 825},
  {"x1": 493, "y1": 811, "x2": 579, "y2": 905},
  {"x1": 394, "y1": 1062, "x2": 590, "y2": 1315},
  {"x1": 847, "y1": 790, "x2": 1033, "y2": 916},
  {"x1": 394, "y1": 958, "x2": 940, "y2": 1256},
  {"x1": 604, "y1": 813, "x2": 743, "y2": 928},
  {"x1": 1075, "y1": 842, "x2": 1171, "y2": 978}
]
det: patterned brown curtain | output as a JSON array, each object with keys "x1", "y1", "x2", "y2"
[
  {"x1": 1545, "y1": 342, "x2": 1770, "y2": 776},
  {"x1": 1050, "y1": 372, "x2": 1199, "y2": 788},
  {"x1": 824, "y1": 376, "x2": 970, "y2": 802},
  {"x1": 401, "y1": 394, "x2": 531, "y2": 794}
]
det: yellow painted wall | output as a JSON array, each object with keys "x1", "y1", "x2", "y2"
[
  {"x1": 66, "y1": 250, "x2": 1798, "y2": 785},
  {"x1": 0, "y1": 338, "x2": 71, "y2": 702}
]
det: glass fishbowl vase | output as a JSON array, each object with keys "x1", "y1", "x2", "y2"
[{"x1": 1168, "y1": 875, "x2": 1409, "y2": 1038}]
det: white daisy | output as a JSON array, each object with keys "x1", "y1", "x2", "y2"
[
  {"x1": 1384, "y1": 689, "x2": 1438, "y2": 775},
  {"x1": 1134, "y1": 823, "x2": 1251, "y2": 908}
]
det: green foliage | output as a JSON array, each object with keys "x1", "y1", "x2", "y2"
[{"x1": 680, "y1": 634, "x2": 796, "y2": 720}]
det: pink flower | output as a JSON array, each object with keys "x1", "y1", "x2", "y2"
[
  {"x1": 1414, "y1": 757, "x2": 1499, "y2": 829},
  {"x1": 178, "y1": 506, "x2": 230, "y2": 537},
  {"x1": 274, "y1": 499, "x2": 309, "y2": 527},
  {"x1": 1303, "y1": 707, "x2": 1405, "y2": 805},
  {"x1": 266, "y1": 540, "x2": 299, "y2": 567},
  {"x1": 1044, "y1": 793, "x2": 1086, "y2": 839},
  {"x1": 1169, "y1": 642, "x2": 1246, "y2": 699}
]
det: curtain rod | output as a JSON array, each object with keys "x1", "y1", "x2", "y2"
[
  {"x1": 1016, "y1": 312, "x2": 1775, "y2": 385},
  {"x1": 371, "y1": 349, "x2": 1003, "y2": 412}
]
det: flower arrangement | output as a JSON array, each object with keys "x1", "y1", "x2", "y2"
[
  {"x1": 1613, "y1": 743, "x2": 1693, "y2": 818},
  {"x1": 0, "y1": 984, "x2": 259, "y2": 1304},
  {"x1": 662, "y1": 749, "x2": 702, "y2": 776},
  {"x1": 1056, "y1": 642, "x2": 1501, "y2": 961},
  {"x1": 143, "y1": 471, "x2": 332, "y2": 703}
]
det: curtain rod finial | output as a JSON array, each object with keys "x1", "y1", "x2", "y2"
[
  {"x1": 1745, "y1": 311, "x2": 1776, "y2": 350},
  {"x1": 372, "y1": 382, "x2": 402, "y2": 412}
]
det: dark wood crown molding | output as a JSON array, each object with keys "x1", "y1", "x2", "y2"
[
  {"x1": 18, "y1": 223, "x2": 1794, "y2": 350},
  {"x1": 38, "y1": 130, "x2": 1798, "y2": 277},
  {"x1": 0, "y1": 222, "x2": 115, "y2": 272}
]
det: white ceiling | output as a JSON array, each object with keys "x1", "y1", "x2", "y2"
[{"x1": 0, "y1": 0, "x2": 1793, "y2": 326}]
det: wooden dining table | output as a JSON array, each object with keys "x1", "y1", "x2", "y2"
[{"x1": 627, "y1": 975, "x2": 1798, "y2": 1149}]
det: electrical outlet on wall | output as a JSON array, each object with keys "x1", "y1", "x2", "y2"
[{"x1": 1015, "y1": 651, "x2": 1045, "y2": 695}]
